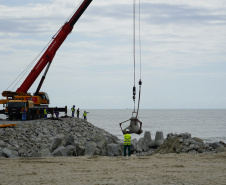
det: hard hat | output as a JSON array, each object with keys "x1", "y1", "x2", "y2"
[{"x1": 126, "y1": 129, "x2": 129, "y2": 132}]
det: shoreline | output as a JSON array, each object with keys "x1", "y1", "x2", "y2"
[{"x1": 1, "y1": 118, "x2": 226, "y2": 158}]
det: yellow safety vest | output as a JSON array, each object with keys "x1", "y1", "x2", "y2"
[
  {"x1": 44, "y1": 109, "x2": 47, "y2": 115},
  {"x1": 71, "y1": 107, "x2": 75, "y2": 111},
  {"x1": 83, "y1": 112, "x2": 87, "y2": 117},
  {"x1": 124, "y1": 134, "x2": 131, "y2": 145}
]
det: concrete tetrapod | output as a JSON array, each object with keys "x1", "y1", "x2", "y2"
[{"x1": 148, "y1": 131, "x2": 164, "y2": 148}]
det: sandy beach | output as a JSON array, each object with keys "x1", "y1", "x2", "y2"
[{"x1": 0, "y1": 153, "x2": 226, "y2": 185}]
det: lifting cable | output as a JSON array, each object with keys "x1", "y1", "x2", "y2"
[
  {"x1": 132, "y1": 0, "x2": 142, "y2": 119},
  {"x1": 5, "y1": 38, "x2": 53, "y2": 92},
  {"x1": 132, "y1": 0, "x2": 136, "y2": 113}
]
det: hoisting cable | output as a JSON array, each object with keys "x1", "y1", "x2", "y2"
[
  {"x1": 118, "y1": 0, "x2": 143, "y2": 135},
  {"x1": 6, "y1": 38, "x2": 54, "y2": 92},
  {"x1": 132, "y1": 0, "x2": 136, "y2": 114},
  {"x1": 66, "y1": 0, "x2": 84, "y2": 22},
  {"x1": 136, "y1": 0, "x2": 142, "y2": 119},
  {"x1": 139, "y1": 0, "x2": 142, "y2": 81}
]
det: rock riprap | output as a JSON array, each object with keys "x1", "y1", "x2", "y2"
[
  {"x1": 0, "y1": 118, "x2": 119, "y2": 158},
  {"x1": 154, "y1": 132, "x2": 226, "y2": 154},
  {"x1": 0, "y1": 119, "x2": 225, "y2": 158}
]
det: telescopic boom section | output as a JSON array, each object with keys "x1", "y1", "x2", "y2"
[{"x1": 16, "y1": 0, "x2": 92, "y2": 94}]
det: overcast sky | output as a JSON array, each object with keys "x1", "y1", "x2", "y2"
[{"x1": 0, "y1": 0, "x2": 225, "y2": 109}]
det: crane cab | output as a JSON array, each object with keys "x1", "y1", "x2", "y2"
[{"x1": 35, "y1": 92, "x2": 50, "y2": 104}]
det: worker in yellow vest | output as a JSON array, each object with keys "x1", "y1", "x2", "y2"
[
  {"x1": 71, "y1": 105, "x2": 75, "y2": 117},
  {"x1": 83, "y1": 111, "x2": 89, "y2": 120},
  {"x1": 44, "y1": 107, "x2": 47, "y2": 119},
  {"x1": 124, "y1": 129, "x2": 131, "y2": 157}
]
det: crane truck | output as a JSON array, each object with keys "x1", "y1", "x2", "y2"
[{"x1": 0, "y1": 0, "x2": 92, "y2": 120}]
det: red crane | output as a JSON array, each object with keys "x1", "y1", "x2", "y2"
[
  {"x1": 1, "y1": 0, "x2": 92, "y2": 105},
  {"x1": 0, "y1": 0, "x2": 92, "y2": 120}
]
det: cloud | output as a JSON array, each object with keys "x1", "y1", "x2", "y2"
[{"x1": 0, "y1": 0, "x2": 226, "y2": 109}]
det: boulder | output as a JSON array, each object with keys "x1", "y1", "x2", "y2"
[
  {"x1": 66, "y1": 145, "x2": 77, "y2": 156},
  {"x1": 210, "y1": 142, "x2": 224, "y2": 149},
  {"x1": 106, "y1": 135, "x2": 118, "y2": 145},
  {"x1": 179, "y1": 133, "x2": 191, "y2": 139},
  {"x1": 136, "y1": 145, "x2": 142, "y2": 153},
  {"x1": 154, "y1": 133, "x2": 185, "y2": 154},
  {"x1": 188, "y1": 150, "x2": 197, "y2": 154},
  {"x1": 216, "y1": 147, "x2": 226, "y2": 153},
  {"x1": 0, "y1": 140, "x2": 6, "y2": 148},
  {"x1": 50, "y1": 137, "x2": 63, "y2": 152},
  {"x1": 65, "y1": 135, "x2": 75, "y2": 146},
  {"x1": 52, "y1": 146, "x2": 67, "y2": 156},
  {"x1": 219, "y1": 141, "x2": 226, "y2": 147},
  {"x1": 106, "y1": 143, "x2": 122, "y2": 156},
  {"x1": 85, "y1": 142, "x2": 99, "y2": 156},
  {"x1": 137, "y1": 138, "x2": 149, "y2": 152},
  {"x1": 40, "y1": 149, "x2": 52, "y2": 157},
  {"x1": 76, "y1": 143, "x2": 85, "y2": 156},
  {"x1": 96, "y1": 139, "x2": 107, "y2": 156},
  {"x1": 0, "y1": 147, "x2": 3, "y2": 157},
  {"x1": 2, "y1": 148, "x2": 15, "y2": 158},
  {"x1": 193, "y1": 137, "x2": 203, "y2": 143},
  {"x1": 131, "y1": 138, "x2": 138, "y2": 153},
  {"x1": 154, "y1": 133, "x2": 219, "y2": 154},
  {"x1": 0, "y1": 129, "x2": 5, "y2": 135}
]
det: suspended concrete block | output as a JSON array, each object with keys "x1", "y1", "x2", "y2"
[
  {"x1": 122, "y1": 117, "x2": 143, "y2": 135},
  {"x1": 148, "y1": 131, "x2": 164, "y2": 148}
]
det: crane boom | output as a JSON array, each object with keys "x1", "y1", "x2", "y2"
[
  {"x1": 0, "y1": 0, "x2": 92, "y2": 120},
  {"x1": 16, "y1": 0, "x2": 92, "y2": 93}
]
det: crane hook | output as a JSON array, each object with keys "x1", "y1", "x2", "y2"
[{"x1": 133, "y1": 86, "x2": 136, "y2": 101}]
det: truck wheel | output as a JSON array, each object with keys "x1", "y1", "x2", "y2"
[
  {"x1": 26, "y1": 114, "x2": 31, "y2": 120},
  {"x1": 9, "y1": 115, "x2": 13, "y2": 120}
]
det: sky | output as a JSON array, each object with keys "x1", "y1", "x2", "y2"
[{"x1": 0, "y1": 0, "x2": 226, "y2": 109}]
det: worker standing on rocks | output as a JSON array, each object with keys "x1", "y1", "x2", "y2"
[
  {"x1": 76, "y1": 108, "x2": 80, "y2": 118},
  {"x1": 54, "y1": 110, "x2": 59, "y2": 119},
  {"x1": 124, "y1": 129, "x2": 131, "y2": 157},
  {"x1": 83, "y1": 111, "x2": 89, "y2": 120},
  {"x1": 44, "y1": 107, "x2": 47, "y2": 119},
  {"x1": 71, "y1": 105, "x2": 75, "y2": 117}
]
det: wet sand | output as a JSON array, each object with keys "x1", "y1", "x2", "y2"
[{"x1": 0, "y1": 153, "x2": 226, "y2": 185}]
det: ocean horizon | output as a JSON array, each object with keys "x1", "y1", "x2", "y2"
[{"x1": 1, "y1": 109, "x2": 226, "y2": 143}]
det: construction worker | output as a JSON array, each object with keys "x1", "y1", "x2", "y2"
[
  {"x1": 83, "y1": 111, "x2": 89, "y2": 120},
  {"x1": 44, "y1": 107, "x2": 47, "y2": 119},
  {"x1": 76, "y1": 108, "x2": 80, "y2": 118},
  {"x1": 71, "y1": 105, "x2": 75, "y2": 117},
  {"x1": 54, "y1": 110, "x2": 59, "y2": 119},
  {"x1": 21, "y1": 106, "x2": 27, "y2": 121},
  {"x1": 124, "y1": 129, "x2": 131, "y2": 157}
]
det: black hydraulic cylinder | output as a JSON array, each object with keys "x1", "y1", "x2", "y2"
[{"x1": 69, "y1": 0, "x2": 92, "y2": 27}]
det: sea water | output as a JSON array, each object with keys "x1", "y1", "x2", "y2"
[
  {"x1": 72, "y1": 109, "x2": 226, "y2": 142},
  {"x1": 1, "y1": 109, "x2": 226, "y2": 143}
]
